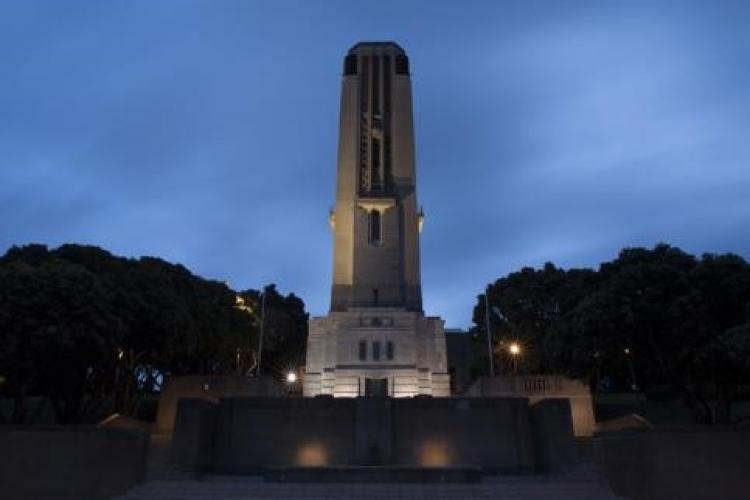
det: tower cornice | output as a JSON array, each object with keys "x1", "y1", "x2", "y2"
[{"x1": 347, "y1": 41, "x2": 406, "y2": 54}]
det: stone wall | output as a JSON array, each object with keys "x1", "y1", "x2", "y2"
[
  {"x1": 213, "y1": 397, "x2": 357, "y2": 472},
  {"x1": 467, "y1": 375, "x2": 596, "y2": 437},
  {"x1": 391, "y1": 397, "x2": 535, "y2": 471},
  {"x1": 0, "y1": 426, "x2": 148, "y2": 500},
  {"x1": 171, "y1": 398, "x2": 217, "y2": 471},
  {"x1": 154, "y1": 374, "x2": 286, "y2": 433},
  {"x1": 594, "y1": 427, "x2": 750, "y2": 500},
  {"x1": 173, "y1": 396, "x2": 574, "y2": 474}
]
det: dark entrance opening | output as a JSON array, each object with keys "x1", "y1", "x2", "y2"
[{"x1": 365, "y1": 378, "x2": 388, "y2": 397}]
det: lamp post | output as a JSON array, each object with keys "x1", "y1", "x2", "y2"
[
  {"x1": 234, "y1": 295, "x2": 252, "y2": 375},
  {"x1": 286, "y1": 370, "x2": 297, "y2": 395},
  {"x1": 114, "y1": 348, "x2": 124, "y2": 407},
  {"x1": 484, "y1": 285, "x2": 495, "y2": 377},
  {"x1": 508, "y1": 342, "x2": 521, "y2": 375},
  {"x1": 235, "y1": 292, "x2": 266, "y2": 376},
  {"x1": 257, "y1": 289, "x2": 266, "y2": 377},
  {"x1": 624, "y1": 347, "x2": 638, "y2": 392}
]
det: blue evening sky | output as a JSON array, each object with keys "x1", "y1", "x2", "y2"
[{"x1": 2, "y1": 1, "x2": 749, "y2": 328}]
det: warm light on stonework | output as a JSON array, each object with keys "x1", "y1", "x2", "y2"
[
  {"x1": 419, "y1": 440, "x2": 452, "y2": 467},
  {"x1": 296, "y1": 442, "x2": 327, "y2": 466}
]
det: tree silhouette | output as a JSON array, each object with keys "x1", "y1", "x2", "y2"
[
  {"x1": 473, "y1": 243, "x2": 750, "y2": 425},
  {"x1": 0, "y1": 244, "x2": 308, "y2": 424}
]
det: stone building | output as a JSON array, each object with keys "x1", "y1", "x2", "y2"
[{"x1": 304, "y1": 42, "x2": 450, "y2": 397}]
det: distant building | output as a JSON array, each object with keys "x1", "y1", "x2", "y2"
[{"x1": 304, "y1": 43, "x2": 450, "y2": 397}]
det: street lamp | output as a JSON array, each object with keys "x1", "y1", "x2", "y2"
[
  {"x1": 286, "y1": 370, "x2": 298, "y2": 396},
  {"x1": 235, "y1": 290, "x2": 266, "y2": 377},
  {"x1": 235, "y1": 296, "x2": 252, "y2": 375},
  {"x1": 257, "y1": 289, "x2": 266, "y2": 377},
  {"x1": 484, "y1": 285, "x2": 494, "y2": 377},
  {"x1": 624, "y1": 347, "x2": 638, "y2": 392},
  {"x1": 508, "y1": 342, "x2": 521, "y2": 374}
]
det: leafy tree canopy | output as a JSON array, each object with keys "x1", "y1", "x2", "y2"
[
  {"x1": 473, "y1": 243, "x2": 750, "y2": 424},
  {"x1": 0, "y1": 244, "x2": 308, "y2": 424}
]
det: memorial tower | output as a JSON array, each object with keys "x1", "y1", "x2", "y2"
[{"x1": 304, "y1": 42, "x2": 449, "y2": 398}]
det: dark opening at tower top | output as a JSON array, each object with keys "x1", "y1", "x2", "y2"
[{"x1": 344, "y1": 42, "x2": 410, "y2": 76}]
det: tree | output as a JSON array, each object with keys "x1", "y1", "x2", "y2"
[
  {"x1": 571, "y1": 245, "x2": 712, "y2": 419},
  {"x1": 0, "y1": 254, "x2": 123, "y2": 423},
  {"x1": 0, "y1": 244, "x2": 304, "y2": 424},
  {"x1": 472, "y1": 263, "x2": 598, "y2": 376},
  {"x1": 686, "y1": 253, "x2": 750, "y2": 423},
  {"x1": 472, "y1": 243, "x2": 750, "y2": 425}
]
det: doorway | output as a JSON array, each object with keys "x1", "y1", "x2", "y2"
[{"x1": 364, "y1": 378, "x2": 388, "y2": 397}]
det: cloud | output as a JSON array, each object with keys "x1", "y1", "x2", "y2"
[{"x1": 1, "y1": 1, "x2": 749, "y2": 328}]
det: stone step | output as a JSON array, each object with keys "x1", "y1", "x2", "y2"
[
  {"x1": 113, "y1": 475, "x2": 619, "y2": 499},
  {"x1": 261, "y1": 465, "x2": 483, "y2": 483}
]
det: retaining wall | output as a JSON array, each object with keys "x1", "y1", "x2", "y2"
[
  {"x1": 0, "y1": 426, "x2": 148, "y2": 500},
  {"x1": 594, "y1": 427, "x2": 750, "y2": 500},
  {"x1": 173, "y1": 396, "x2": 573, "y2": 474},
  {"x1": 466, "y1": 375, "x2": 596, "y2": 437},
  {"x1": 155, "y1": 374, "x2": 285, "y2": 433}
]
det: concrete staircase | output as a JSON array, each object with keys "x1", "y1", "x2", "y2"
[
  {"x1": 115, "y1": 434, "x2": 620, "y2": 499},
  {"x1": 144, "y1": 433, "x2": 193, "y2": 482},
  {"x1": 114, "y1": 472, "x2": 619, "y2": 499}
]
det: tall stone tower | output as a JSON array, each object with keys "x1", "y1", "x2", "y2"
[
  {"x1": 304, "y1": 42, "x2": 450, "y2": 398},
  {"x1": 329, "y1": 42, "x2": 422, "y2": 313}
]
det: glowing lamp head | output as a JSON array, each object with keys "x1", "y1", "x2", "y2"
[
  {"x1": 286, "y1": 371, "x2": 297, "y2": 384},
  {"x1": 509, "y1": 343, "x2": 521, "y2": 356}
]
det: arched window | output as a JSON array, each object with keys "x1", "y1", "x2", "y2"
[{"x1": 369, "y1": 210, "x2": 381, "y2": 245}]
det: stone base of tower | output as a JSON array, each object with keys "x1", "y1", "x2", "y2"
[{"x1": 303, "y1": 308, "x2": 450, "y2": 398}]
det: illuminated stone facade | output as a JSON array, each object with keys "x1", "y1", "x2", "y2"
[{"x1": 304, "y1": 42, "x2": 450, "y2": 397}]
